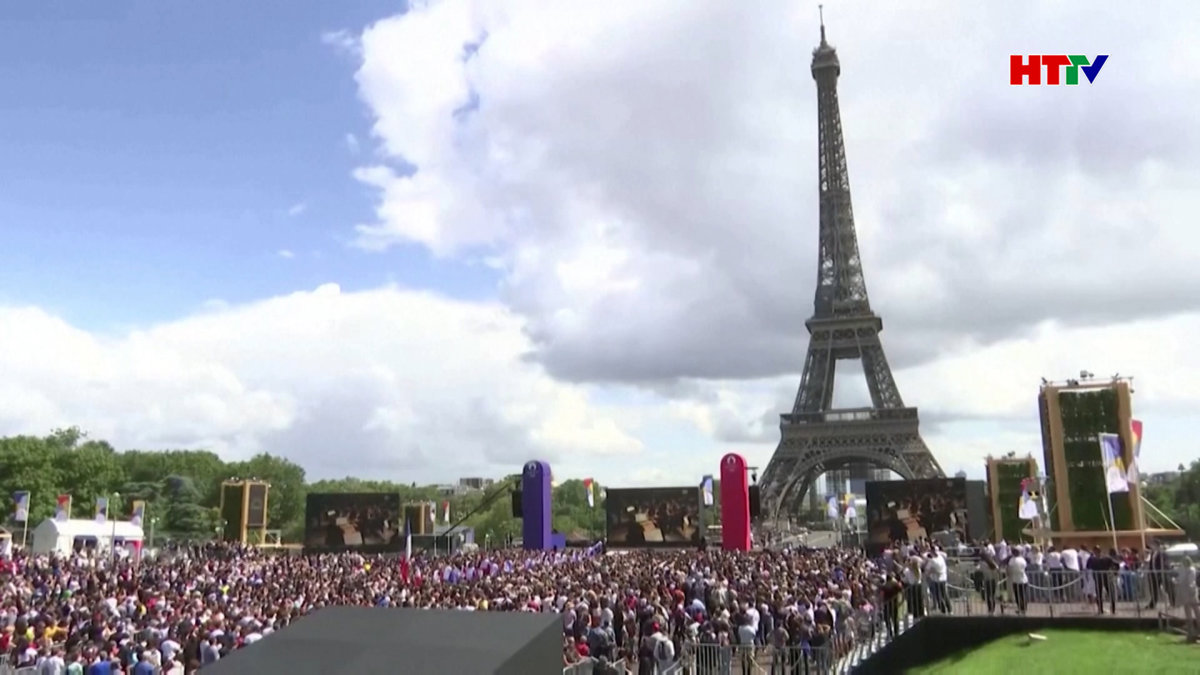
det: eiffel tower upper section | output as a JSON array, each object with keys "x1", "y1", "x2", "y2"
[
  {"x1": 758, "y1": 21, "x2": 944, "y2": 518},
  {"x1": 809, "y1": 23, "x2": 871, "y2": 327}
]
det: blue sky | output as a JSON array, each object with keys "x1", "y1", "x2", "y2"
[{"x1": 0, "y1": 1, "x2": 498, "y2": 330}]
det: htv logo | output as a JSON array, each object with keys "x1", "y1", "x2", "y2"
[{"x1": 1010, "y1": 55, "x2": 1108, "y2": 85}]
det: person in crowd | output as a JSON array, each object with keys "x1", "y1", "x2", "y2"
[
  {"x1": 1176, "y1": 557, "x2": 1199, "y2": 643},
  {"x1": 923, "y1": 548, "x2": 950, "y2": 614},
  {"x1": 1006, "y1": 547, "x2": 1029, "y2": 615},
  {"x1": 902, "y1": 552, "x2": 925, "y2": 619},
  {"x1": 978, "y1": 554, "x2": 1001, "y2": 615},
  {"x1": 1148, "y1": 541, "x2": 1173, "y2": 610},
  {"x1": 1087, "y1": 546, "x2": 1120, "y2": 615}
]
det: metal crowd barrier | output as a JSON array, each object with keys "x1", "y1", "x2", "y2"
[
  {"x1": 936, "y1": 568, "x2": 1192, "y2": 620},
  {"x1": 669, "y1": 642, "x2": 841, "y2": 674}
]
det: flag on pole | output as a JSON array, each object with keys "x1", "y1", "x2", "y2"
[
  {"x1": 583, "y1": 478, "x2": 595, "y2": 508},
  {"x1": 700, "y1": 476, "x2": 714, "y2": 507},
  {"x1": 1098, "y1": 433, "x2": 1129, "y2": 493},
  {"x1": 826, "y1": 496, "x2": 839, "y2": 520},
  {"x1": 130, "y1": 500, "x2": 146, "y2": 527},
  {"x1": 399, "y1": 517, "x2": 413, "y2": 583},
  {"x1": 95, "y1": 496, "x2": 109, "y2": 524},
  {"x1": 12, "y1": 492, "x2": 29, "y2": 523},
  {"x1": 55, "y1": 494, "x2": 71, "y2": 522},
  {"x1": 1018, "y1": 478, "x2": 1040, "y2": 520},
  {"x1": 442, "y1": 501, "x2": 451, "y2": 524},
  {"x1": 406, "y1": 517, "x2": 414, "y2": 557},
  {"x1": 1125, "y1": 419, "x2": 1143, "y2": 486},
  {"x1": 845, "y1": 504, "x2": 858, "y2": 524}
]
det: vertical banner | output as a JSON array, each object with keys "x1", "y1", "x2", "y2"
[
  {"x1": 1098, "y1": 433, "x2": 1129, "y2": 493},
  {"x1": 826, "y1": 496, "x2": 839, "y2": 520},
  {"x1": 130, "y1": 500, "x2": 146, "y2": 527},
  {"x1": 719, "y1": 453, "x2": 751, "y2": 551},
  {"x1": 700, "y1": 475, "x2": 714, "y2": 507},
  {"x1": 583, "y1": 478, "x2": 595, "y2": 508},
  {"x1": 55, "y1": 494, "x2": 71, "y2": 522},
  {"x1": 521, "y1": 460, "x2": 553, "y2": 551},
  {"x1": 95, "y1": 496, "x2": 109, "y2": 524},
  {"x1": 12, "y1": 492, "x2": 29, "y2": 523},
  {"x1": 442, "y1": 500, "x2": 451, "y2": 523}
]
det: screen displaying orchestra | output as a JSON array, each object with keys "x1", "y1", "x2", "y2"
[
  {"x1": 865, "y1": 478, "x2": 969, "y2": 548},
  {"x1": 304, "y1": 492, "x2": 402, "y2": 551},
  {"x1": 605, "y1": 487, "x2": 701, "y2": 547}
]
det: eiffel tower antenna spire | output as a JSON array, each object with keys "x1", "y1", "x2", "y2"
[
  {"x1": 818, "y1": 5, "x2": 826, "y2": 44},
  {"x1": 757, "y1": 26, "x2": 944, "y2": 521}
]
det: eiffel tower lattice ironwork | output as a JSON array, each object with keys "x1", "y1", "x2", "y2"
[{"x1": 758, "y1": 21, "x2": 944, "y2": 519}]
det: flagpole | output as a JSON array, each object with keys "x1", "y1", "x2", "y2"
[
  {"x1": 1138, "y1": 494, "x2": 1147, "y2": 552},
  {"x1": 1101, "y1": 495, "x2": 1118, "y2": 552}
]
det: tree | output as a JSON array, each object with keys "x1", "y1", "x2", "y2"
[
  {"x1": 118, "y1": 450, "x2": 227, "y2": 505},
  {"x1": 0, "y1": 427, "x2": 733, "y2": 546},
  {"x1": 159, "y1": 476, "x2": 214, "y2": 539},
  {"x1": 1141, "y1": 461, "x2": 1200, "y2": 540},
  {"x1": 60, "y1": 439, "x2": 126, "y2": 517},
  {"x1": 550, "y1": 479, "x2": 604, "y2": 537},
  {"x1": 0, "y1": 435, "x2": 67, "y2": 524}
]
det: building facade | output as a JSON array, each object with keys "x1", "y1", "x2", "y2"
[
  {"x1": 1037, "y1": 378, "x2": 1176, "y2": 547},
  {"x1": 985, "y1": 455, "x2": 1038, "y2": 543}
]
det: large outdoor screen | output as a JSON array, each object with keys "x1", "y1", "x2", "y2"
[
  {"x1": 304, "y1": 492, "x2": 402, "y2": 551},
  {"x1": 864, "y1": 478, "x2": 969, "y2": 550},
  {"x1": 605, "y1": 487, "x2": 701, "y2": 547}
]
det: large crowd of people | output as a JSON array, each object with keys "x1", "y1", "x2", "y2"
[
  {"x1": 0, "y1": 540, "x2": 889, "y2": 674},
  {"x1": 0, "y1": 536, "x2": 1194, "y2": 674}
]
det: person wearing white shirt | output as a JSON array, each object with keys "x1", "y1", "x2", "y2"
[
  {"x1": 38, "y1": 648, "x2": 67, "y2": 675},
  {"x1": 1045, "y1": 547, "x2": 1063, "y2": 601},
  {"x1": 1175, "y1": 558, "x2": 1199, "y2": 642},
  {"x1": 902, "y1": 558, "x2": 925, "y2": 619},
  {"x1": 1079, "y1": 549, "x2": 1094, "y2": 600},
  {"x1": 924, "y1": 552, "x2": 950, "y2": 614},
  {"x1": 1007, "y1": 553, "x2": 1029, "y2": 615},
  {"x1": 1060, "y1": 547, "x2": 1081, "y2": 601},
  {"x1": 744, "y1": 603, "x2": 760, "y2": 642}
]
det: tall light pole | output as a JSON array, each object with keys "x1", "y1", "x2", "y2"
[{"x1": 110, "y1": 492, "x2": 121, "y2": 563}]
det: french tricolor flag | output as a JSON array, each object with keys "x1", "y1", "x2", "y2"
[
  {"x1": 399, "y1": 517, "x2": 413, "y2": 584},
  {"x1": 583, "y1": 478, "x2": 595, "y2": 508}
]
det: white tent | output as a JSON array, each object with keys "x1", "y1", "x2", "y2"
[{"x1": 30, "y1": 518, "x2": 144, "y2": 556}]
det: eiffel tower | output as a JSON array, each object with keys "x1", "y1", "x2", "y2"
[{"x1": 758, "y1": 19, "x2": 944, "y2": 520}]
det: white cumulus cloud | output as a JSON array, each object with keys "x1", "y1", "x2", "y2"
[
  {"x1": 0, "y1": 285, "x2": 642, "y2": 483},
  {"x1": 341, "y1": 0, "x2": 1200, "y2": 475}
]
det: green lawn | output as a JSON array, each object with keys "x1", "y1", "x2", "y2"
[{"x1": 908, "y1": 629, "x2": 1198, "y2": 674}]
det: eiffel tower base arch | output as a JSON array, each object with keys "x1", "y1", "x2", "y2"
[{"x1": 760, "y1": 416, "x2": 942, "y2": 521}]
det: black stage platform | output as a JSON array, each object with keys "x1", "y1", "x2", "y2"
[{"x1": 203, "y1": 606, "x2": 562, "y2": 675}]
